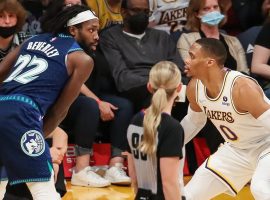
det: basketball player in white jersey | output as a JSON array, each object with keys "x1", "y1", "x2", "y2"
[{"x1": 181, "y1": 38, "x2": 270, "y2": 200}]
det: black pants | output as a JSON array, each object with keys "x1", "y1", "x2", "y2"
[{"x1": 61, "y1": 94, "x2": 134, "y2": 154}]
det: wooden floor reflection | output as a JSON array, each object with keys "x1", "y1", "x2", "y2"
[
  {"x1": 62, "y1": 177, "x2": 254, "y2": 200},
  {"x1": 62, "y1": 182, "x2": 134, "y2": 200}
]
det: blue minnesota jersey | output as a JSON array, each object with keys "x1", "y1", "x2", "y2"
[{"x1": 0, "y1": 33, "x2": 83, "y2": 116}]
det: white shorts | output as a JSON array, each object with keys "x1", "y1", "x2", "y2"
[{"x1": 205, "y1": 142, "x2": 270, "y2": 196}]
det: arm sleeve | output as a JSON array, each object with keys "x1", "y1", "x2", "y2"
[
  {"x1": 180, "y1": 106, "x2": 207, "y2": 144},
  {"x1": 257, "y1": 108, "x2": 270, "y2": 132}
]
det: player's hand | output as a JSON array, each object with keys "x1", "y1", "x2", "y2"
[
  {"x1": 98, "y1": 101, "x2": 118, "y2": 121},
  {"x1": 50, "y1": 146, "x2": 64, "y2": 165}
]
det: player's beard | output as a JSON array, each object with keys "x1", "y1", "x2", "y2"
[{"x1": 77, "y1": 40, "x2": 95, "y2": 58}]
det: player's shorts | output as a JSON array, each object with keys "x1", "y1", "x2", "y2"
[
  {"x1": 0, "y1": 94, "x2": 52, "y2": 185},
  {"x1": 205, "y1": 142, "x2": 270, "y2": 196}
]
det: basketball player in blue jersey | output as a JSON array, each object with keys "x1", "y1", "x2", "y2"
[
  {"x1": 0, "y1": 5, "x2": 99, "y2": 200},
  {"x1": 181, "y1": 38, "x2": 270, "y2": 200}
]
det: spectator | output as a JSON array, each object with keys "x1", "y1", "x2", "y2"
[
  {"x1": 66, "y1": 83, "x2": 133, "y2": 187},
  {"x1": 99, "y1": 0, "x2": 184, "y2": 112},
  {"x1": 0, "y1": 0, "x2": 31, "y2": 62},
  {"x1": 22, "y1": 0, "x2": 85, "y2": 35},
  {"x1": 251, "y1": 20, "x2": 270, "y2": 99},
  {"x1": 148, "y1": 0, "x2": 189, "y2": 34},
  {"x1": 86, "y1": 0, "x2": 123, "y2": 32},
  {"x1": 21, "y1": 0, "x2": 47, "y2": 35},
  {"x1": 178, "y1": 0, "x2": 249, "y2": 74},
  {"x1": 220, "y1": 0, "x2": 267, "y2": 35}
]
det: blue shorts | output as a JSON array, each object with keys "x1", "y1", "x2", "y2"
[{"x1": 0, "y1": 95, "x2": 52, "y2": 185}]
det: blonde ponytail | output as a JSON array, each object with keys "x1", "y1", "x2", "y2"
[{"x1": 141, "y1": 88, "x2": 167, "y2": 154}]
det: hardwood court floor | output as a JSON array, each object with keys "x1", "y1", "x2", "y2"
[{"x1": 62, "y1": 177, "x2": 254, "y2": 200}]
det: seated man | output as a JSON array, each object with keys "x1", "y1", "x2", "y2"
[{"x1": 99, "y1": 0, "x2": 185, "y2": 112}]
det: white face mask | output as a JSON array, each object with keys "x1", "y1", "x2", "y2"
[{"x1": 200, "y1": 11, "x2": 225, "y2": 26}]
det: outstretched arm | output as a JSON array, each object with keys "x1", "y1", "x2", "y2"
[
  {"x1": 180, "y1": 78, "x2": 207, "y2": 144},
  {"x1": 43, "y1": 51, "x2": 93, "y2": 137}
]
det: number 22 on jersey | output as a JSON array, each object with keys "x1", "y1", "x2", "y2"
[{"x1": 4, "y1": 54, "x2": 48, "y2": 84}]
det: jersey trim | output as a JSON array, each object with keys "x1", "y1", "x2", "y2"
[
  {"x1": 68, "y1": 42, "x2": 83, "y2": 54},
  {"x1": 205, "y1": 157, "x2": 237, "y2": 196},
  {"x1": 9, "y1": 161, "x2": 53, "y2": 185},
  {"x1": 0, "y1": 95, "x2": 39, "y2": 111},
  {"x1": 230, "y1": 74, "x2": 262, "y2": 115},
  {"x1": 204, "y1": 71, "x2": 229, "y2": 102}
]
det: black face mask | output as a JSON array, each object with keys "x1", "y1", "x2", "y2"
[
  {"x1": 126, "y1": 12, "x2": 149, "y2": 34},
  {"x1": 0, "y1": 26, "x2": 16, "y2": 38}
]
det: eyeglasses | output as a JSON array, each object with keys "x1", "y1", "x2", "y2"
[{"x1": 126, "y1": 7, "x2": 152, "y2": 17}]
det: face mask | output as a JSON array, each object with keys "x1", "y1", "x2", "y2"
[
  {"x1": 201, "y1": 11, "x2": 224, "y2": 26},
  {"x1": 126, "y1": 12, "x2": 149, "y2": 34},
  {"x1": 0, "y1": 26, "x2": 16, "y2": 38}
]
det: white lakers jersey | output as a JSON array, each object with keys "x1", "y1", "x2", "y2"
[
  {"x1": 196, "y1": 70, "x2": 270, "y2": 149},
  {"x1": 149, "y1": 0, "x2": 189, "y2": 33}
]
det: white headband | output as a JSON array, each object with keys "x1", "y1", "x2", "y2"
[{"x1": 67, "y1": 10, "x2": 98, "y2": 26}]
